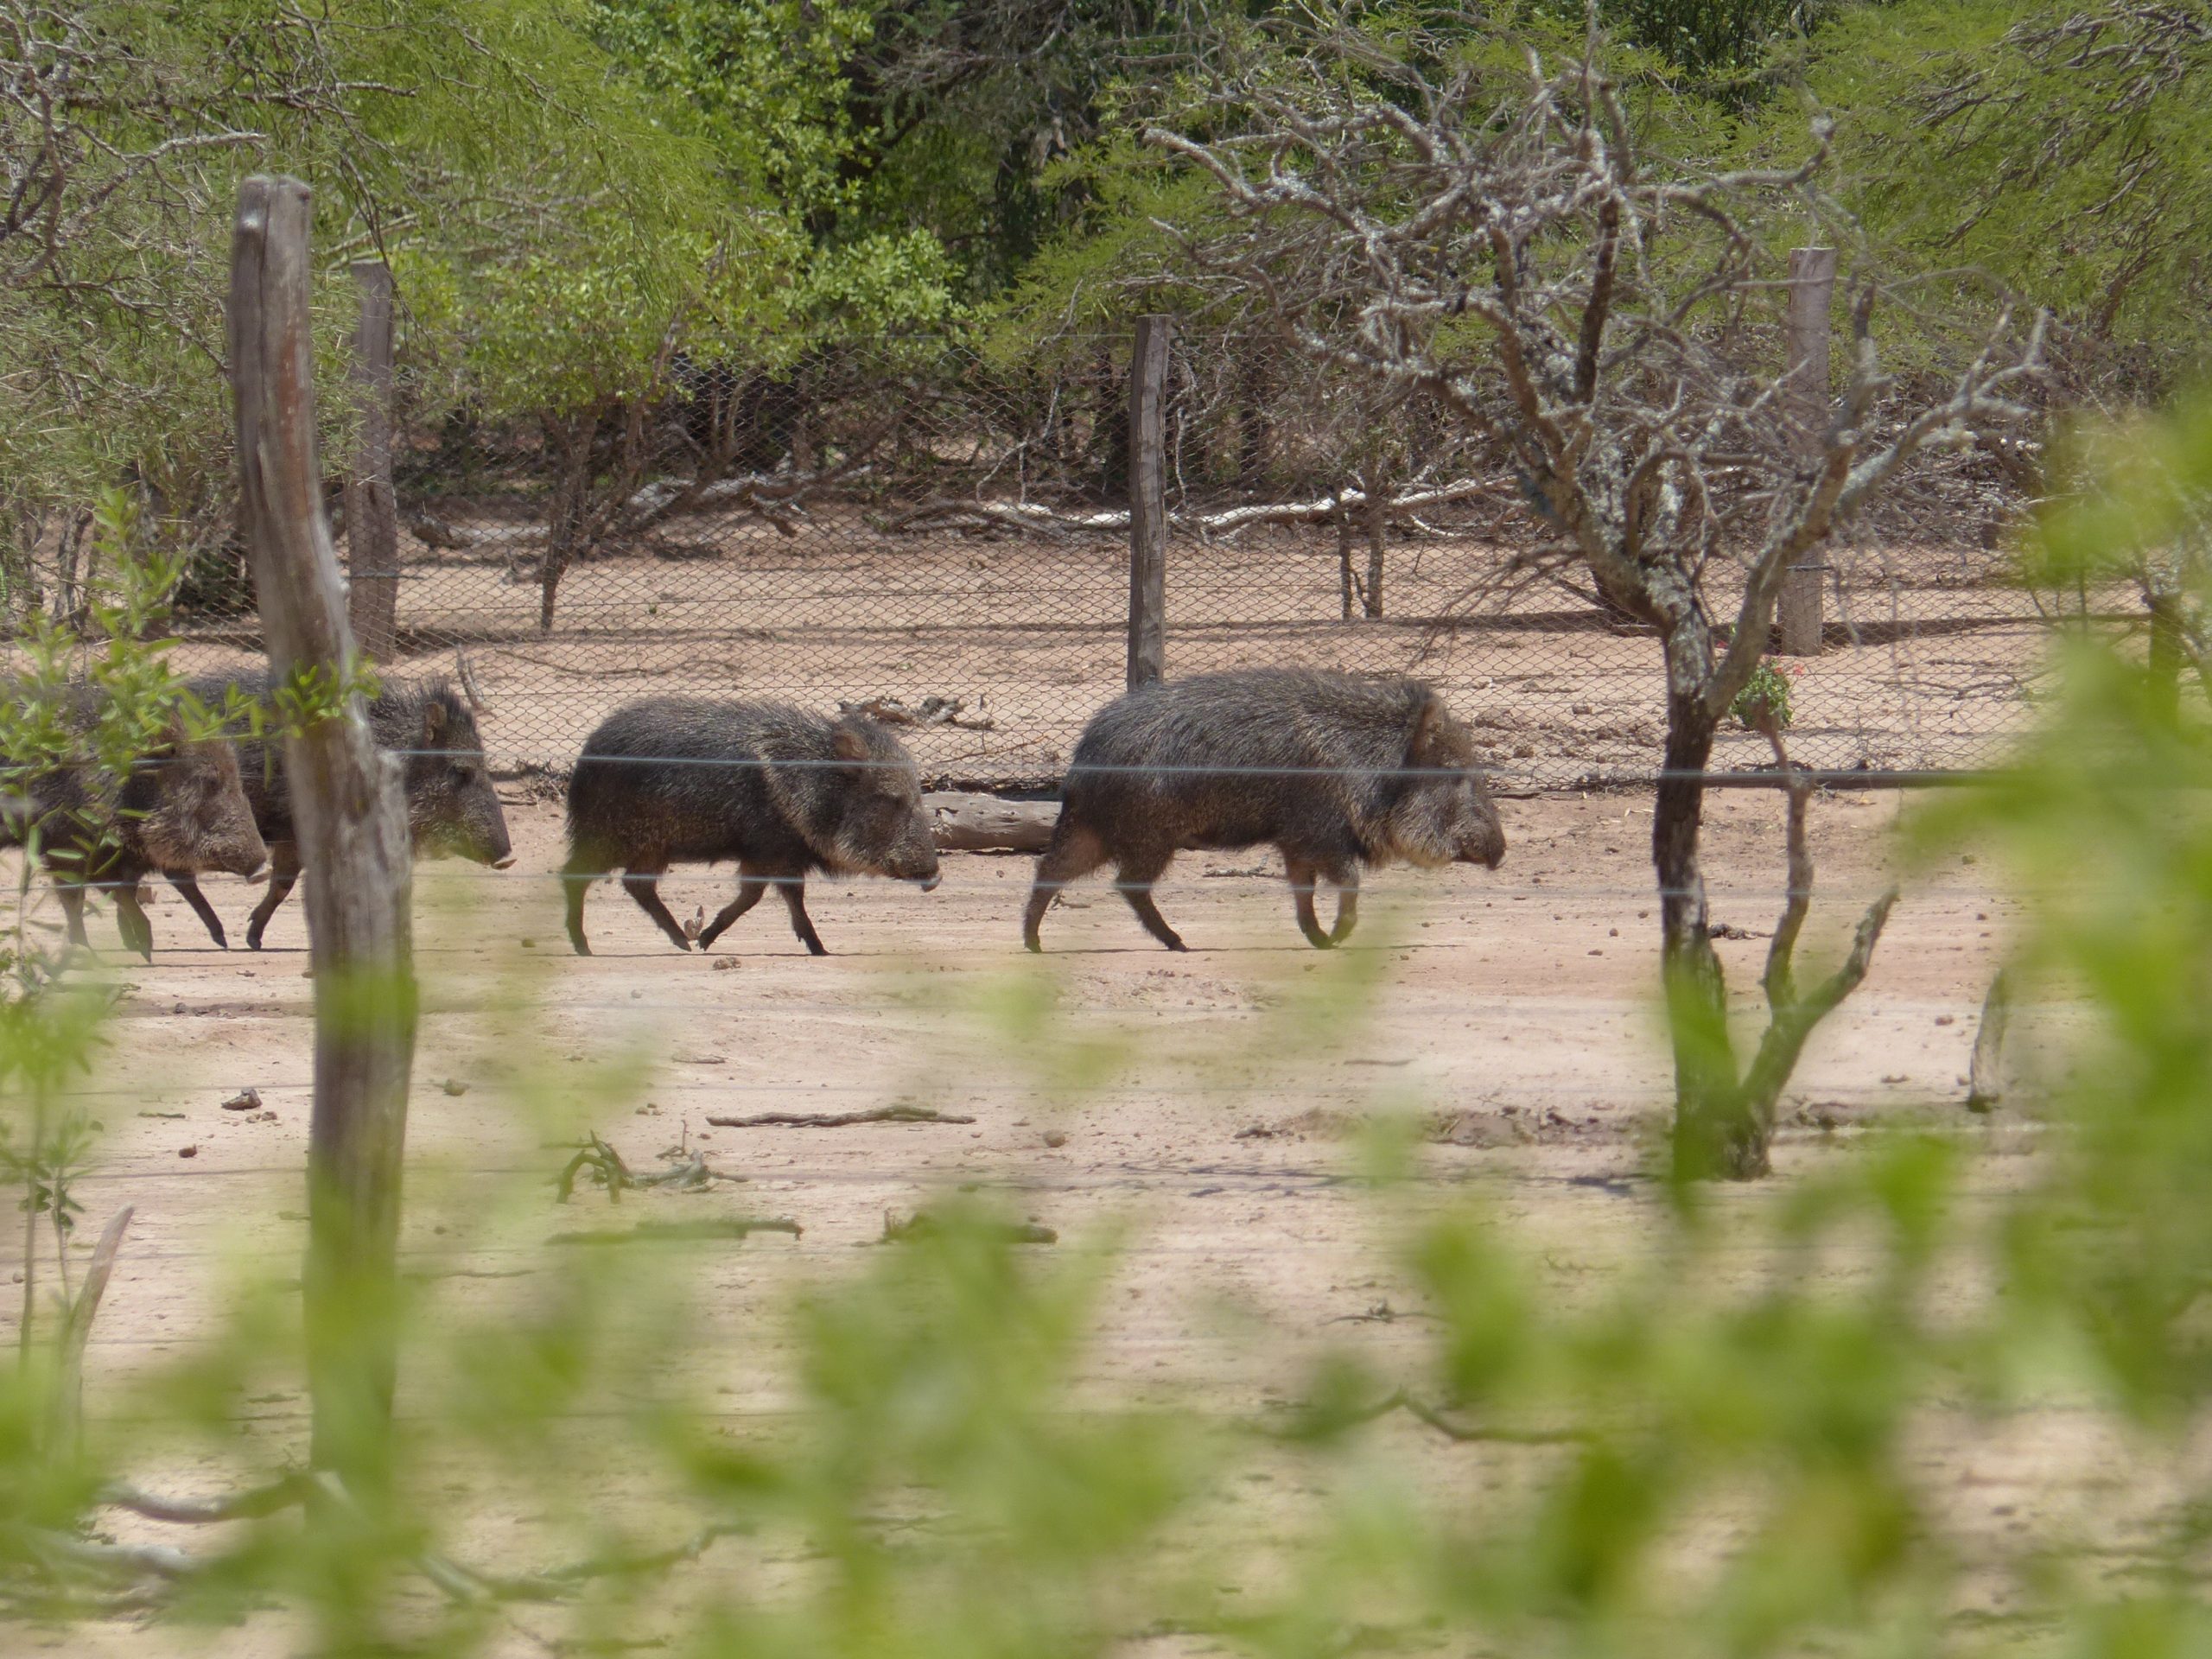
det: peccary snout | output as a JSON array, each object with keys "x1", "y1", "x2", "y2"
[
  {"x1": 563, "y1": 698, "x2": 939, "y2": 957},
  {"x1": 850, "y1": 799, "x2": 940, "y2": 891},
  {"x1": 1381, "y1": 721, "x2": 1507, "y2": 874},
  {"x1": 141, "y1": 736, "x2": 269, "y2": 881},
  {"x1": 1024, "y1": 669, "x2": 1505, "y2": 953},
  {"x1": 402, "y1": 689, "x2": 513, "y2": 869}
]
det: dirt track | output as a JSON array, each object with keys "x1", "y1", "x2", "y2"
[
  {"x1": 20, "y1": 788, "x2": 2018, "y2": 1382},
  {"x1": 11, "y1": 787, "x2": 2088, "y2": 1655}
]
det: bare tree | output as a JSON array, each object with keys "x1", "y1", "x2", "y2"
[{"x1": 1148, "y1": 15, "x2": 2044, "y2": 1178}]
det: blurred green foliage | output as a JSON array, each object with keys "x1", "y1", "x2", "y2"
[{"x1": 10, "y1": 398, "x2": 2212, "y2": 1655}]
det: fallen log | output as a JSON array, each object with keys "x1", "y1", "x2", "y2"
[
  {"x1": 887, "y1": 475, "x2": 1510, "y2": 542},
  {"x1": 923, "y1": 791, "x2": 1058, "y2": 852}
]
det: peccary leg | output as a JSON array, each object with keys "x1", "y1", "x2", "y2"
[
  {"x1": 1022, "y1": 821, "x2": 1108, "y2": 951},
  {"x1": 1330, "y1": 868, "x2": 1361, "y2": 944},
  {"x1": 619, "y1": 865, "x2": 693, "y2": 951},
  {"x1": 561, "y1": 844, "x2": 609, "y2": 956},
  {"x1": 1283, "y1": 855, "x2": 1334, "y2": 950},
  {"x1": 1115, "y1": 849, "x2": 1186, "y2": 953},
  {"x1": 696, "y1": 869, "x2": 771, "y2": 950},
  {"x1": 54, "y1": 880, "x2": 90, "y2": 949},
  {"x1": 111, "y1": 880, "x2": 154, "y2": 963},
  {"x1": 778, "y1": 880, "x2": 828, "y2": 957},
  {"x1": 245, "y1": 842, "x2": 303, "y2": 951},
  {"x1": 163, "y1": 871, "x2": 230, "y2": 949}
]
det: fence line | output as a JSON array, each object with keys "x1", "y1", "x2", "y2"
[{"x1": 11, "y1": 321, "x2": 2071, "y2": 791}]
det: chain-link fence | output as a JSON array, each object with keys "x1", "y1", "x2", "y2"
[{"x1": 108, "y1": 332, "x2": 2075, "y2": 790}]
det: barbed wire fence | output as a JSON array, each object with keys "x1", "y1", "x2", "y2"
[{"x1": 17, "y1": 276, "x2": 2099, "y2": 794}]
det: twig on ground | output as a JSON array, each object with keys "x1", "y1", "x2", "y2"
[
  {"x1": 1967, "y1": 964, "x2": 2015, "y2": 1112},
  {"x1": 556, "y1": 1135, "x2": 739, "y2": 1201},
  {"x1": 16, "y1": 1529, "x2": 203, "y2": 1583},
  {"x1": 880, "y1": 1211, "x2": 1056, "y2": 1244},
  {"x1": 549, "y1": 1217, "x2": 803, "y2": 1246},
  {"x1": 98, "y1": 1474, "x2": 309, "y2": 1525},
  {"x1": 1273, "y1": 1388, "x2": 1592, "y2": 1445},
  {"x1": 707, "y1": 1106, "x2": 975, "y2": 1129}
]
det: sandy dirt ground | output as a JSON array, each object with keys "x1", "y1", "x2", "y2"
[{"x1": 8, "y1": 786, "x2": 2134, "y2": 1656}]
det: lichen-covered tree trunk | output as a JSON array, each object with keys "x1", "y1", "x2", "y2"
[
  {"x1": 2147, "y1": 594, "x2": 2184, "y2": 723},
  {"x1": 1363, "y1": 485, "x2": 1387, "y2": 619},
  {"x1": 1653, "y1": 693, "x2": 1768, "y2": 1180},
  {"x1": 538, "y1": 413, "x2": 597, "y2": 633}
]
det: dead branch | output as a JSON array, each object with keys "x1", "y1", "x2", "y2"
[
  {"x1": 98, "y1": 1474, "x2": 309, "y2": 1525},
  {"x1": 880, "y1": 1211, "x2": 1055, "y2": 1244},
  {"x1": 403, "y1": 459, "x2": 873, "y2": 557},
  {"x1": 1270, "y1": 1388, "x2": 1592, "y2": 1446},
  {"x1": 556, "y1": 1134, "x2": 738, "y2": 1201},
  {"x1": 421, "y1": 1522, "x2": 747, "y2": 1604},
  {"x1": 49, "y1": 1205, "x2": 130, "y2": 1450},
  {"x1": 548, "y1": 1217, "x2": 803, "y2": 1246},
  {"x1": 17, "y1": 1530, "x2": 203, "y2": 1583},
  {"x1": 838, "y1": 695, "x2": 995, "y2": 731},
  {"x1": 707, "y1": 1105, "x2": 976, "y2": 1128},
  {"x1": 885, "y1": 475, "x2": 1508, "y2": 541},
  {"x1": 554, "y1": 1132, "x2": 630, "y2": 1203},
  {"x1": 300, "y1": 1471, "x2": 743, "y2": 1606},
  {"x1": 1967, "y1": 964, "x2": 2015, "y2": 1113}
]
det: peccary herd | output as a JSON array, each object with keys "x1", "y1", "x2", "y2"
[{"x1": 2, "y1": 668, "x2": 1506, "y2": 958}]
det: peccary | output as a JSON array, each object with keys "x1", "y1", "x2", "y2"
[
  {"x1": 563, "y1": 697, "x2": 941, "y2": 957},
  {"x1": 1022, "y1": 669, "x2": 1505, "y2": 952},
  {"x1": 0, "y1": 720, "x2": 268, "y2": 960},
  {"x1": 164, "y1": 676, "x2": 513, "y2": 949}
]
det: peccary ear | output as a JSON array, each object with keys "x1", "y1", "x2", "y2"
[
  {"x1": 830, "y1": 722, "x2": 871, "y2": 766},
  {"x1": 421, "y1": 698, "x2": 448, "y2": 747}
]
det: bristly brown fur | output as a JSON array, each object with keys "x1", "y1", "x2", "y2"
[
  {"x1": 562, "y1": 696, "x2": 940, "y2": 957},
  {"x1": 166, "y1": 673, "x2": 514, "y2": 950},
  {"x1": 1023, "y1": 669, "x2": 1505, "y2": 952},
  {"x1": 0, "y1": 715, "x2": 266, "y2": 959}
]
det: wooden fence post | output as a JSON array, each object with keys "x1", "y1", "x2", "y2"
[
  {"x1": 1127, "y1": 315, "x2": 1171, "y2": 691},
  {"x1": 1779, "y1": 245, "x2": 1837, "y2": 657},
  {"x1": 230, "y1": 176, "x2": 417, "y2": 1503},
  {"x1": 345, "y1": 260, "x2": 399, "y2": 663}
]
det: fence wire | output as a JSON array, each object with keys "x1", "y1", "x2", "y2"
[{"x1": 77, "y1": 332, "x2": 2084, "y2": 791}]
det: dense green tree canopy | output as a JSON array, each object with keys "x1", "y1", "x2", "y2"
[{"x1": 3, "y1": 0, "x2": 2204, "y2": 582}]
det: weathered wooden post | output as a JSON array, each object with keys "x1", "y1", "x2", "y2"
[
  {"x1": 345, "y1": 260, "x2": 400, "y2": 663},
  {"x1": 1779, "y1": 246, "x2": 1837, "y2": 657},
  {"x1": 230, "y1": 176, "x2": 417, "y2": 1501},
  {"x1": 1363, "y1": 481, "x2": 1387, "y2": 620},
  {"x1": 1126, "y1": 315, "x2": 1171, "y2": 691}
]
